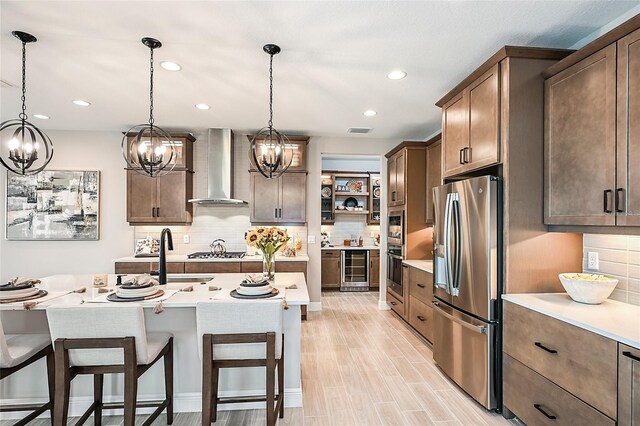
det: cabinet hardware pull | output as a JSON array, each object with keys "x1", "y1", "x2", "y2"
[
  {"x1": 616, "y1": 188, "x2": 625, "y2": 213},
  {"x1": 463, "y1": 147, "x2": 471, "y2": 164},
  {"x1": 152, "y1": 207, "x2": 155, "y2": 217},
  {"x1": 534, "y1": 342, "x2": 557, "y2": 354},
  {"x1": 417, "y1": 315, "x2": 425, "y2": 321},
  {"x1": 533, "y1": 404, "x2": 556, "y2": 420},
  {"x1": 623, "y1": 351, "x2": 640, "y2": 362},
  {"x1": 156, "y1": 207, "x2": 159, "y2": 217},
  {"x1": 417, "y1": 283, "x2": 426, "y2": 288},
  {"x1": 389, "y1": 301, "x2": 397, "y2": 306},
  {"x1": 279, "y1": 208, "x2": 282, "y2": 218},
  {"x1": 459, "y1": 148, "x2": 464, "y2": 165},
  {"x1": 603, "y1": 189, "x2": 613, "y2": 213},
  {"x1": 392, "y1": 191, "x2": 396, "y2": 201},
  {"x1": 275, "y1": 208, "x2": 278, "y2": 218}
]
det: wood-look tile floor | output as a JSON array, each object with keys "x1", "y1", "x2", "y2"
[{"x1": 4, "y1": 291, "x2": 512, "y2": 425}]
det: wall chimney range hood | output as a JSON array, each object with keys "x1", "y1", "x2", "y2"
[{"x1": 188, "y1": 128, "x2": 248, "y2": 205}]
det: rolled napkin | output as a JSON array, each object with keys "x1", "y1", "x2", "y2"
[
  {"x1": 241, "y1": 274, "x2": 270, "y2": 287},
  {"x1": 121, "y1": 274, "x2": 160, "y2": 288},
  {"x1": 2, "y1": 277, "x2": 41, "y2": 288}
]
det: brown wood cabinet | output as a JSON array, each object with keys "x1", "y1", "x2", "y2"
[
  {"x1": 369, "y1": 250, "x2": 380, "y2": 288},
  {"x1": 544, "y1": 17, "x2": 640, "y2": 230},
  {"x1": 425, "y1": 136, "x2": 442, "y2": 224},
  {"x1": 408, "y1": 296, "x2": 433, "y2": 343},
  {"x1": 544, "y1": 44, "x2": 617, "y2": 226},
  {"x1": 126, "y1": 170, "x2": 193, "y2": 225},
  {"x1": 387, "y1": 150, "x2": 405, "y2": 206},
  {"x1": 184, "y1": 262, "x2": 241, "y2": 274},
  {"x1": 124, "y1": 132, "x2": 196, "y2": 172},
  {"x1": 250, "y1": 172, "x2": 306, "y2": 224},
  {"x1": 403, "y1": 265, "x2": 434, "y2": 343},
  {"x1": 321, "y1": 250, "x2": 341, "y2": 289},
  {"x1": 247, "y1": 136, "x2": 309, "y2": 172},
  {"x1": 503, "y1": 301, "x2": 617, "y2": 421},
  {"x1": 504, "y1": 355, "x2": 615, "y2": 426},
  {"x1": 127, "y1": 170, "x2": 193, "y2": 225},
  {"x1": 618, "y1": 343, "x2": 640, "y2": 425},
  {"x1": 114, "y1": 262, "x2": 184, "y2": 275},
  {"x1": 386, "y1": 290, "x2": 404, "y2": 318},
  {"x1": 441, "y1": 64, "x2": 500, "y2": 178}
]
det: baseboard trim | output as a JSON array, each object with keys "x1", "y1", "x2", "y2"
[
  {"x1": 0, "y1": 388, "x2": 303, "y2": 420},
  {"x1": 307, "y1": 301, "x2": 322, "y2": 311}
]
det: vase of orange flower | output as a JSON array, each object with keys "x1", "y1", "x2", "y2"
[{"x1": 245, "y1": 226, "x2": 290, "y2": 281}]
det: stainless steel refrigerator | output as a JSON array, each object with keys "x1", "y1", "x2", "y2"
[{"x1": 432, "y1": 175, "x2": 501, "y2": 411}]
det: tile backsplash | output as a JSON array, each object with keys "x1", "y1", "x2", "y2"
[
  {"x1": 132, "y1": 133, "x2": 307, "y2": 256},
  {"x1": 322, "y1": 216, "x2": 380, "y2": 247},
  {"x1": 583, "y1": 234, "x2": 640, "y2": 305}
]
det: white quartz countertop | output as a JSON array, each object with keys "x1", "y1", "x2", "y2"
[
  {"x1": 502, "y1": 293, "x2": 640, "y2": 350},
  {"x1": 402, "y1": 260, "x2": 434, "y2": 273},
  {"x1": 0, "y1": 273, "x2": 310, "y2": 310},
  {"x1": 321, "y1": 246, "x2": 380, "y2": 250},
  {"x1": 113, "y1": 254, "x2": 310, "y2": 263}
]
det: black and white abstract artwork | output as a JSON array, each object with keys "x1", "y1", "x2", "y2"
[{"x1": 6, "y1": 170, "x2": 100, "y2": 240}]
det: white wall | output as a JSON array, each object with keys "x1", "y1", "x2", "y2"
[
  {"x1": 570, "y1": 4, "x2": 640, "y2": 49},
  {"x1": 0, "y1": 130, "x2": 133, "y2": 282},
  {"x1": 306, "y1": 136, "x2": 401, "y2": 308}
]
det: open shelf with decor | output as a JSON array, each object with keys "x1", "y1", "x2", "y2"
[
  {"x1": 368, "y1": 173, "x2": 381, "y2": 224},
  {"x1": 321, "y1": 174, "x2": 335, "y2": 224}
]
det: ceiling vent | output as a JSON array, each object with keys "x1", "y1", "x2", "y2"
[
  {"x1": 0, "y1": 79, "x2": 17, "y2": 88},
  {"x1": 347, "y1": 127, "x2": 372, "y2": 134}
]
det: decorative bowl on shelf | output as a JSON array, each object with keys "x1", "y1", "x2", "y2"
[{"x1": 558, "y1": 273, "x2": 618, "y2": 304}]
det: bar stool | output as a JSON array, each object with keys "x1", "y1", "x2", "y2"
[
  {"x1": 0, "y1": 320, "x2": 54, "y2": 425},
  {"x1": 46, "y1": 305, "x2": 173, "y2": 426},
  {"x1": 196, "y1": 300, "x2": 284, "y2": 426}
]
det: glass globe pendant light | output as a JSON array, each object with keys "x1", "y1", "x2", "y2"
[
  {"x1": 0, "y1": 31, "x2": 54, "y2": 175},
  {"x1": 121, "y1": 37, "x2": 176, "y2": 177},
  {"x1": 249, "y1": 44, "x2": 293, "y2": 179}
]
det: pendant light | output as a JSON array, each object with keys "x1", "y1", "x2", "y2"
[
  {"x1": 0, "y1": 31, "x2": 54, "y2": 175},
  {"x1": 122, "y1": 37, "x2": 176, "y2": 177},
  {"x1": 249, "y1": 44, "x2": 293, "y2": 179}
]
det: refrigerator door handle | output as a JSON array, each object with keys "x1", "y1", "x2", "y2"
[
  {"x1": 451, "y1": 194, "x2": 462, "y2": 297},
  {"x1": 432, "y1": 301, "x2": 487, "y2": 334},
  {"x1": 443, "y1": 193, "x2": 454, "y2": 294}
]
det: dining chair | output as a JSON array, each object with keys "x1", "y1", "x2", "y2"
[
  {"x1": 196, "y1": 299, "x2": 284, "y2": 426},
  {"x1": 0, "y1": 320, "x2": 54, "y2": 425},
  {"x1": 46, "y1": 304, "x2": 173, "y2": 426}
]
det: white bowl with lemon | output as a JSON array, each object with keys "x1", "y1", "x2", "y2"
[{"x1": 558, "y1": 273, "x2": 619, "y2": 304}]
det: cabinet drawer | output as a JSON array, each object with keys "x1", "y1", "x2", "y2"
[
  {"x1": 504, "y1": 355, "x2": 614, "y2": 426},
  {"x1": 409, "y1": 267, "x2": 433, "y2": 305},
  {"x1": 408, "y1": 296, "x2": 433, "y2": 342},
  {"x1": 241, "y1": 262, "x2": 263, "y2": 273},
  {"x1": 387, "y1": 291, "x2": 404, "y2": 317},
  {"x1": 184, "y1": 262, "x2": 241, "y2": 274},
  {"x1": 322, "y1": 250, "x2": 341, "y2": 257},
  {"x1": 115, "y1": 262, "x2": 152, "y2": 274},
  {"x1": 503, "y1": 302, "x2": 617, "y2": 419}
]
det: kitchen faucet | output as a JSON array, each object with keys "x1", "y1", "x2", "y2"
[{"x1": 159, "y1": 228, "x2": 173, "y2": 285}]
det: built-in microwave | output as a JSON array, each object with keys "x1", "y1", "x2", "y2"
[{"x1": 388, "y1": 208, "x2": 404, "y2": 246}]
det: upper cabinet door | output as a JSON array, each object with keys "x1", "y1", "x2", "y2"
[
  {"x1": 617, "y1": 28, "x2": 640, "y2": 226},
  {"x1": 394, "y1": 151, "x2": 406, "y2": 205},
  {"x1": 157, "y1": 171, "x2": 192, "y2": 223},
  {"x1": 544, "y1": 44, "x2": 617, "y2": 226},
  {"x1": 388, "y1": 156, "x2": 397, "y2": 206},
  {"x1": 426, "y1": 140, "x2": 442, "y2": 224},
  {"x1": 280, "y1": 173, "x2": 307, "y2": 223},
  {"x1": 250, "y1": 172, "x2": 280, "y2": 222},
  {"x1": 442, "y1": 91, "x2": 469, "y2": 177},
  {"x1": 467, "y1": 64, "x2": 500, "y2": 170},
  {"x1": 127, "y1": 170, "x2": 157, "y2": 223}
]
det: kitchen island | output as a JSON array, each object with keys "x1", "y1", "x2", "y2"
[{"x1": 0, "y1": 273, "x2": 309, "y2": 420}]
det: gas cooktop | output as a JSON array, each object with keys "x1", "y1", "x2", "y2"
[{"x1": 187, "y1": 252, "x2": 246, "y2": 259}]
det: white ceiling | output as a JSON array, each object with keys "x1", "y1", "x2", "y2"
[{"x1": 0, "y1": 1, "x2": 637, "y2": 140}]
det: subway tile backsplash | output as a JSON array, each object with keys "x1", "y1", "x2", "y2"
[
  {"x1": 322, "y1": 215, "x2": 380, "y2": 247},
  {"x1": 583, "y1": 234, "x2": 640, "y2": 306}
]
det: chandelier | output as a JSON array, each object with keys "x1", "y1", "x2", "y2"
[
  {"x1": 121, "y1": 37, "x2": 176, "y2": 177},
  {"x1": 249, "y1": 44, "x2": 293, "y2": 179},
  {"x1": 0, "y1": 31, "x2": 53, "y2": 175}
]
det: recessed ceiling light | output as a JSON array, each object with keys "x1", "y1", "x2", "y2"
[
  {"x1": 388, "y1": 70, "x2": 407, "y2": 80},
  {"x1": 160, "y1": 61, "x2": 182, "y2": 71},
  {"x1": 195, "y1": 103, "x2": 211, "y2": 110},
  {"x1": 72, "y1": 99, "x2": 91, "y2": 107},
  {"x1": 33, "y1": 114, "x2": 49, "y2": 120},
  {"x1": 363, "y1": 110, "x2": 377, "y2": 117}
]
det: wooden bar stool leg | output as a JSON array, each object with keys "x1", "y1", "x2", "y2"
[
  {"x1": 266, "y1": 333, "x2": 276, "y2": 426},
  {"x1": 278, "y1": 340, "x2": 284, "y2": 419},
  {"x1": 202, "y1": 335, "x2": 214, "y2": 426},
  {"x1": 94, "y1": 373, "x2": 104, "y2": 426},
  {"x1": 123, "y1": 339, "x2": 138, "y2": 426},
  {"x1": 46, "y1": 348, "x2": 55, "y2": 420},
  {"x1": 164, "y1": 338, "x2": 174, "y2": 425},
  {"x1": 212, "y1": 366, "x2": 219, "y2": 422},
  {"x1": 54, "y1": 340, "x2": 71, "y2": 426}
]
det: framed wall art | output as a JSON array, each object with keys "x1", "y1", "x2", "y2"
[{"x1": 6, "y1": 170, "x2": 100, "y2": 240}]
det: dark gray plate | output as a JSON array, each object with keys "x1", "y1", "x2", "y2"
[{"x1": 230, "y1": 288, "x2": 279, "y2": 299}]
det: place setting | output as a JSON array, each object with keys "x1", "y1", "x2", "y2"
[
  {"x1": 0, "y1": 277, "x2": 47, "y2": 304},
  {"x1": 229, "y1": 274, "x2": 280, "y2": 300}
]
